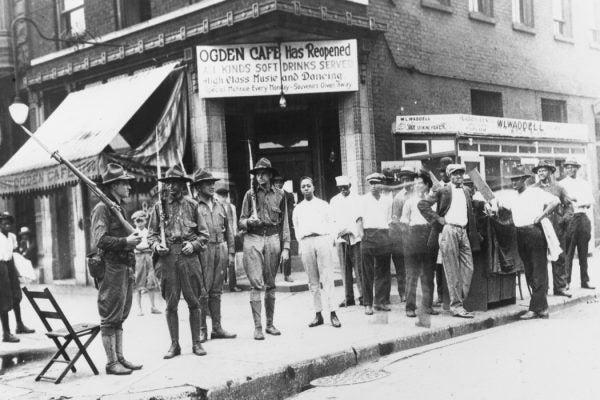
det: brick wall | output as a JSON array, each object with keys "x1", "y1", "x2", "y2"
[
  {"x1": 26, "y1": 0, "x2": 59, "y2": 59},
  {"x1": 85, "y1": 0, "x2": 116, "y2": 37}
]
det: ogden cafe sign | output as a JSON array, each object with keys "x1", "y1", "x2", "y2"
[
  {"x1": 196, "y1": 40, "x2": 358, "y2": 98},
  {"x1": 395, "y1": 114, "x2": 589, "y2": 142}
]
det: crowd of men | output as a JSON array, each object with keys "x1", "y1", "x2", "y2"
[{"x1": 0, "y1": 154, "x2": 595, "y2": 377}]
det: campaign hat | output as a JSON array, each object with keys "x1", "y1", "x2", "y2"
[
  {"x1": 563, "y1": 158, "x2": 582, "y2": 169},
  {"x1": 192, "y1": 168, "x2": 220, "y2": 184},
  {"x1": 532, "y1": 160, "x2": 556, "y2": 174},
  {"x1": 102, "y1": 163, "x2": 135, "y2": 184},
  {"x1": 249, "y1": 157, "x2": 278, "y2": 176},
  {"x1": 446, "y1": 164, "x2": 466, "y2": 176},
  {"x1": 159, "y1": 165, "x2": 192, "y2": 182}
]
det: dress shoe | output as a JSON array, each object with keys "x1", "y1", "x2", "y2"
[
  {"x1": 254, "y1": 328, "x2": 265, "y2": 340},
  {"x1": 339, "y1": 299, "x2": 355, "y2": 308},
  {"x1": 265, "y1": 325, "x2": 281, "y2": 335},
  {"x1": 330, "y1": 312, "x2": 341, "y2": 328},
  {"x1": 284, "y1": 275, "x2": 294, "y2": 283},
  {"x1": 150, "y1": 307, "x2": 162, "y2": 314},
  {"x1": 2, "y1": 334, "x2": 19, "y2": 343},
  {"x1": 365, "y1": 306, "x2": 374, "y2": 315},
  {"x1": 453, "y1": 310, "x2": 474, "y2": 319},
  {"x1": 308, "y1": 312, "x2": 324, "y2": 327},
  {"x1": 211, "y1": 327, "x2": 237, "y2": 339},
  {"x1": 554, "y1": 290, "x2": 572, "y2": 298},
  {"x1": 106, "y1": 362, "x2": 132, "y2": 375},
  {"x1": 163, "y1": 342, "x2": 181, "y2": 359},
  {"x1": 192, "y1": 343, "x2": 207, "y2": 356},
  {"x1": 405, "y1": 310, "x2": 416, "y2": 318},
  {"x1": 374, "y1": 304, "x2": 391, "y2": 312},
  {"x1": 119, "y1": 358, "x2": 142, "y2": 370},
  {"x1": 537, "y1": 309, "x2": 550, "y2": 319},
  {"x1": 427, "y1": 310, "x2": 440, "y2": 316},
  {"x1": 520, "y1": 311, "x2": 537, "y2": 320},
  {"x1": 230, "y1": 286, "x2": 243, "y2": 292},
  {"x1": 582, "y1": 283, "x2": 596, "y2": 290},
  {"x1": 16, "y1": 324, "x2": 35, "y2": 334}
]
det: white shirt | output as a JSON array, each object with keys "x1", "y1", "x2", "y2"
[
  {"x1": 0, "y1": 232, "x2": 17, "y2": 261},
  {"x1": 292, "y1": 197, "x2": 333, "y2": 240},
  {"x1": 560, "y1": 176, "x2": 594, "y2": 213},
  {"x1": 444, "y1": 185, "x2": 468, "y2": 227},
  {"x1": 359, "y1": 192, "x2": 392, "y2": 229},
  {"x1": 330, "y1": 192, "x2": 362, "y2": 245},
  {"x1": 503, "y1": 187, "x2": 558, "y2": 227},
  {"x1": 400, "y1": 195, "x2": 429, "y2": 226},
  {"x1": 135, "y1": 228, "x2": 150, "y2": 251}
]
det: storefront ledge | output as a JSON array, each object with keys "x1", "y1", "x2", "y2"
[
  {"x1": 554, "y1": 34, "x2": 575, "y2": 45},
  {"x1": 420, "y1": 0, "x2": 453, "y2": 14},
  {"x1": 468, "y1": 11, "x2": 496, "y2": 25},
  {"x1": 512, "y1": 22, "x2": 536, "y2": 35}
]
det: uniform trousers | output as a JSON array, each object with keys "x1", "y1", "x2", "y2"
[
  {"x1": 158, "y1": 244, "x2": 204, "y2": 314},
  {"x1": 299, "y1": 235, "x2": 337, "y2": 313},
  {"x1": 564, "y1": 213, "x2": 592, "y2": 286},
  {"x1": 516, "y1": 225, "x2": 548, "y2": 313},
  {"x1": 336, "y1": 241, "x2": 363, "y2": 302},
  {"x1": 199, "y1": 242, "x2": 228, "y2": 300},
  {"x1": 98, "y1": 259, "x2": 134, "y2": 334},
  {"x1": 438, "y1": 224, "x2": 473, "y2": 314},
  {"x1": 243, "y1": 233, "x2": 280, "y2": 302}
]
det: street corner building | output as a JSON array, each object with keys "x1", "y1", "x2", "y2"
[{"x1": 0, "y1": 0, "x2": 598, "y2": 288}]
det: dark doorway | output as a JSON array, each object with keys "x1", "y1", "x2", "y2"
[{"x1": 52, "y1": 187, "x2": 74, "y2": 280}]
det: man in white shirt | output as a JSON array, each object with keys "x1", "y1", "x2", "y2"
[
  {"x1": 559, "y1": 159, "x2": 595, "y2": 290},
  {"x1": 500, "y1": 167, "x2": 560, "y2": 319},
  {"x1": 293, "y1": 177, "x2": 341, "y2": 328},
  {"x1": 330, "y1": 176, "x2": 363, "y2": 307},
  {"x1": 357, "y1": 173, "x2": 393, "y2": 315}
]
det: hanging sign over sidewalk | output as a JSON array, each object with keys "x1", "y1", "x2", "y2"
[{"x1": 196, "y1": 40, "x2": 358, "y2": 98}]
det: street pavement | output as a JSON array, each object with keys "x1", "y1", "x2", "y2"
[
  {"x1": 0, "y1": 256, "x2": 598, "y2": 400},
  {"x1": 290, "y1": 298, "x2": 600, "y2": 400}
]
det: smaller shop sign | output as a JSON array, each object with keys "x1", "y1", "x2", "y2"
[{"x1": 196, "y1": 40, "x2": 358, "y2": 98}]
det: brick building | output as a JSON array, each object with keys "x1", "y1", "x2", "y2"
[{"x1": 0, "y1": 0, "x2": 598, "y2": 285}]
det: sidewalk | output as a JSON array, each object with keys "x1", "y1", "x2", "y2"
[{"x1": 0, "y1": 258, "x2": 597, "y2": 400}]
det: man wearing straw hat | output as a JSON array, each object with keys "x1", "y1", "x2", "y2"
[
  {"x1": 239, "y1": 158, "x2": 290, "y2": 340},
  {"x1": 148, "y1": 165, "x2": 209, "y2": 358},
  {"x1": 559, "y1": 158, "x2": 595, "y2": 290},
  {"x1": 91, "y1": 163, "x2": 142, "y2": 375},
  {"x1": 192, "y1": 169, "x2": 237, "y2": 342}
]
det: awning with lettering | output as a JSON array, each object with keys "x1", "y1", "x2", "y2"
[{"x1": 0, "y1": 63, "x2": 185, "y2": 196}]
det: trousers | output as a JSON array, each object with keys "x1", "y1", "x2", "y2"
[
  {"x1": 158, "y1": 245, "x2": 204, "y2": 313},
  {"x1": 564, "y1": 213, "x2": 591, "y2": 286},
  {"x1": 361, "y1": 250, "x2": 390, "y2": 307},
  {"x1": 517, "y1": 225, "x2": 548, "y2": 313},
  {"x1": 243, "y1": 233, "x2": 280, "y2": 302},
  {"x1": 199, "y1": 242, "x2": 228, "y2": 300},
  {"x1": 98, "y1": 260, "x2": 134, "y2": 334},
  {"x1": 336, "y1": 241, "x2": 363, "y2": 302},
  {"x1": 438, "y1": 224, "x2": 473, "y2": 314},
  {"x1": 299, "y1": 235, "x2": 337, "y2": 313}
]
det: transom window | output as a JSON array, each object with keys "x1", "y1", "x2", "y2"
[{"x1": 60, "y1": 0, "x2": 85, "y2": 35}]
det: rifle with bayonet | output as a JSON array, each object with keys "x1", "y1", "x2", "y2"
[
  {"x1": 155, "y1": 130, "x2": 167, "y2": 247},
  {"x1": 247, "y1": 140, "x2": 259, "y2": 221}
]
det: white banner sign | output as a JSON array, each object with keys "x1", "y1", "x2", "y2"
[{"x1": 196, "y1": 40, "x2": 358, "y2": 98}]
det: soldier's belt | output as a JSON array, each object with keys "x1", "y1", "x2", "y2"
[{"x1": 247, "y1": 225, "x2": 279, "y2": 236}]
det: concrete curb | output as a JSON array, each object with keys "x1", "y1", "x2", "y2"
[{"x1": 205, "y1": 292, "x2": 598, "y2": 400}]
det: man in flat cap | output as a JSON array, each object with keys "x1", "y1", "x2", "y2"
[
  {"x1": 418, "y1": 164, "x2": 481, "y2": 318},
  {"x1": 192, "y1": 169, "x2": 236, "y2": 342},
  {"x1": 148, "y1": 165, "x2": 209, "y2": 358},
  {"x1": 531, "y1": 161, "x2": 572, "y2": 297},
  {"x1": 357, "y1": 172, "x2": 393, "y2": 315},
  {"x1": 91, "y1": 163, "x2": 142, "y2": 375},
  {"x1": 273, "y1": 173, "x2": 295, "y2": 283},
  {"x1": 559, "y1": 159, "x2": 595, "y2": 290},
  {"x1": 239, "y1": 158, "x2": 290, "y2": 340},
  {"x1": 330, "y1": 175, "x2": 363, "y2": 307}
]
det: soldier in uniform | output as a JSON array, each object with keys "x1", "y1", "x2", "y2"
[
  {"x1": 192, "y1": 169, "x2": 237, "y2": 342},
  {"x1": 148, "y1": 165, "x2": 209, "y2": 358},
  {"x1": 91, "y1": 164, "x2": 142, "y2": 375},
  {"x1": 239, "y1": 158, "x2": 290, "y2": 340}
]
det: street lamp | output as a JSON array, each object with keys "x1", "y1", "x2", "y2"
[{"x1": 277, "y1": 42, "x2": 286, "y2": 109}]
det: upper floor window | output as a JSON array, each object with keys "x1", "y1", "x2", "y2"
[
  {"x1": 553, "y1": 0, "x2": 572, "y2": 37},
  {"x1": 60, "y1": 0, "x2": 85, "y2": 36},
  {"x1": 471, "y1": 90, "x2": 503, "y2": 117},
  {"x1": 117, "y1": 0, "x2": 152, "y2": 29},
  {"x1": 513, "y1": 0, "x2": 534, "y2": 27},
  {"x1": 541, "y1": 98, "x2": 567, "y2": 122},
  {"x1": 469, "y1": 0, "x2": 493, "y2": 17}
]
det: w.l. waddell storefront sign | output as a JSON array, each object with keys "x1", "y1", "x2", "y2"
[{"x1": 196, "y1": 39, "x2": 358, "y2": 98}]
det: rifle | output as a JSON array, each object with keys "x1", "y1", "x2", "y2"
[
  {"x1": 155, "y1": 130, "x2": 167, "y2": 247},
  {"x1": 16, "y1": 125, "x2": 135, "y2": 234},
  {"x1": 247, "y1": 140, "x2": 259, "y2": 221}
]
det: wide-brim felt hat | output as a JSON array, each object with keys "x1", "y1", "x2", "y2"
[
  {"x1": 532, "y1": 161, "x2": 556, "y2": 174},
  {"x1": 102, "y1": 163, "x2": 135, "y2": 184},
  {"x1": 249, "y1": 157, "x2": 278, "y2": 176},
  {"x1": 563, "y1": 158, "x2": 582, "y2": 168},
  {"x1": 192, "y1": 168, "x2": 220, "y2": 184},
  {"x1": 0, "y1": 211, "x2": 14, "y2": 223},
  {"x1": 159, "y1": 165, "x2": 192, "y2": 182}
]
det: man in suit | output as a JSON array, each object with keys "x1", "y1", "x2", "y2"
[{"x1": 418, "y1": 164, "x2": 481, "y2": 318}]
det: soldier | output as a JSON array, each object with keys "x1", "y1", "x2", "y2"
[
  {"x1": 91, "y1": 164, "x2": 142, "y2": 375},
  {"x1": 192, "y1": 169, "x2": 237, "y2": 342},
  {"x1": 148, "y1": 165, "x2": 209, "y2": 358},
  {"x1": 239, "y1": 158, "x2": 290, "y2": 340}
]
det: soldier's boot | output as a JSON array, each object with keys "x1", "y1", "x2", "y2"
[
  {"x1": 250, "y1": 301, "x2": 264, "y2": 340},
  {"x1": 209, "y1": 297, "x2": 236, "y2": 339},
  {"x1": 264, "y1": 296, "x2": 281, "y2": 336},
  {"x1": 190, "y1": 309, "x2": 207, "y2": 356},
  {"x1": 163, "y1": 311, "x2": 181, "y2": 359},
  {"x1": 115, "y1": 329, "x2": 142, "y2": 370},
  {"x1": 199, "y1": 297, "x2": 209, "y2": 343},
  {"x1": 1, "y1": 312, "x2": 19, "y2": 343},
  {"x1": 14, "y1": 305, "x2": 34, "y2": 334},
  {"x1": 102, "y1": 332, "x2": 132, "y2": 375}
]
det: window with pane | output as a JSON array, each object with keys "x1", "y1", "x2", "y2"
[
  {"x1": 471, "y1": 90, "x2": 503, "y2": 117},
  {"x1": 469, "y1": 0, "x2": 493, "y2": 17},
  {"x1": 117, "y1": 0, "x2": 152, "y2": 29},
  {"x1": 541, "y1": 98, "x2": 567, "y2": 122},
  {"x1": 512, "y1": 0, "x2": 534, "y2": 27},
  {"x1": 60, "y1": 0, "x2": 85, "y2": 35},
  {"x1": 553, "y1": 0, "x2": 572, "y2": 37}
]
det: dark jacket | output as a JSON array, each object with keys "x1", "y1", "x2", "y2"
[{"x1": 417, "y1": 184, "x2": 482, "y2": 252}]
